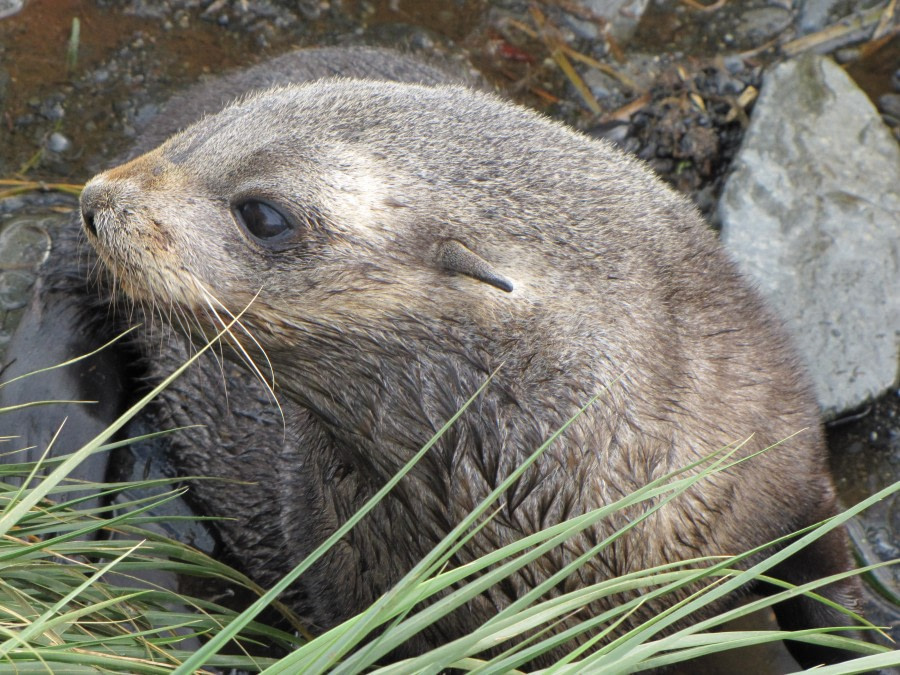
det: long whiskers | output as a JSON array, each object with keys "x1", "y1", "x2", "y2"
[
  {"x1": 198, "y1": 285, "x2": 285, "y2": 428},
  {"x1": 79, "y1": 236, "x2": 285, "y2": 428},
  {"x1": 183, "y1": 300, "x2": 232, "y2": 408}
]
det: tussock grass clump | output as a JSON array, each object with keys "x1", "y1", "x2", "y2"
[
  {"x1": 0, "y1": 333, "x2": 303, "y2": 673},
  {"x1": 1, "y1": 341, "x2": 897, "y2": 673}
]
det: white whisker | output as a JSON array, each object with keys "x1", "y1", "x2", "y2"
[{"x1": 198, "y1": 285, "x2": 285, "y2": 428}]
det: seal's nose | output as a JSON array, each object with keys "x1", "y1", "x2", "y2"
[
  {"x1": 79, "y1": 180, "x2": 104, "y2": 239},
  {"x1": 81, "y1": 204, "x2": 97, "y2": 238}
]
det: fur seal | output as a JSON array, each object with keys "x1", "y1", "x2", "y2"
[
  {"x1": 75, "y1": 74, "x2": 864, "y2": 668},
  {"x1": 1, "y1": 48, "x2": 862, "y2": 669}
]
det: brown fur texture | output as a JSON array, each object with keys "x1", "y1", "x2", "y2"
[{"x1": 3, "y1": 48, "x2": 860, "y2": 668}]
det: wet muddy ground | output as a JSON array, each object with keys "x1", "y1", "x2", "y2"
[
  {"x1": 1, "y1": 0, "x2": 898, "y2": 670},
  {"x1": 5, "y1": 1, "x2": 894, "y2": 205}
]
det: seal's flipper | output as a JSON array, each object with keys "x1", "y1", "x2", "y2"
[{"x1": 769, "y1": 527, "x2": 866, "y2": 667}]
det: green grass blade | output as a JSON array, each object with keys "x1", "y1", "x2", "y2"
[
  {"x1": 0, "y1": 327, "x2": 138, "y2": 391},
  {"x1": 0, "y1": 542, "x2": 144, "y2": 656},
  {"x1": 579, "y1": 480, "x2": 899, "y2": 672},
  {"x1": 0, "y1": 314, "x2": 249, "y2": 540}
]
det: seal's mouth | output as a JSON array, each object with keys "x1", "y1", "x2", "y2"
[
  {"x1": 79, "y1": 174, "x2": 202, "y2": 311},
  {"x1": 81, "y1": 203, "x2": 249, "y2": 327},
  {"x1": 81, "y1": 207, "x2": 205, "y2": 315},
  {"x1": 81, "y1": 222, "x2": 145, "y2": 300}
]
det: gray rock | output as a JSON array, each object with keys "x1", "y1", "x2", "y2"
[
  {"x1": 0, "y1": 0, "x2": 23, "y2": 20},
  {"x1": 719, "y1": 54, "x2": 900, "y2": 418},
  {"x1": 0, "y1": 213, "x2": 55, "y2": 353},
  {"x1": 736, "y1": 7, "x2": 792, "y2": 43},
  {"x1": 563, "y1": 0, "x2": 650, "y2": 42},
  {"x1": 797, "y1": 0, "x2": 841, "y2": 34}
]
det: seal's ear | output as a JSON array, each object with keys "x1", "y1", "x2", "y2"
[{"x1": 435, "y1": 239, "x2": 514, "y2": 293}]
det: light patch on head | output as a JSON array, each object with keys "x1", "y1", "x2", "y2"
[{"x1": 318, "y1": 145, "x2": 401, "y2": 244}]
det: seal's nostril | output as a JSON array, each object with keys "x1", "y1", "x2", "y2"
[
  {"x1": 80, "y1": 181, "x2": 103, "y2": 238},
  {"x1": 81, "y1": 205, "x2": 97, "y2": 238}
]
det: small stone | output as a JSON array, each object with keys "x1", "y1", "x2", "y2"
[
  {"x1": 47, "y1": 102, "x2": 65, "y2": 121},
  {"x1": 562, "y1": 0, "x2": 651, "y2": 42},
  {"x1": 833, "y1": 47, "x2": 860, "y2": 64},
  {"x1": 723, "y1": 56, "x2": 744, "y2": 74},
  {"x1": 46, "y1": 131, "x2": 72, "y2": 153},
  {"x1": 797, "y1": 0, "x2": 840, "y2": 35},
  {"x1": 0, "y1": 217, "x2": 53, "y2": 269},
  {"x1": 0, "y1": 0, "x2": 24, "y2": 20},
  {"x1": 878, "y1": 93, "x2": 900, "y2": 119},
  {"x1": 736, "y1": 7, "x2": 791, "y2": 42}
]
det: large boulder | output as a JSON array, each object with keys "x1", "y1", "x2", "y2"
[{"x1": 720, "y1": 54, "x2": 900, "y2": 418}]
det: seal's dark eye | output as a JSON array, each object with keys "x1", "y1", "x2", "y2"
[{"x1": 234, "y1": 200, "x2": 294, "y2": 244}]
